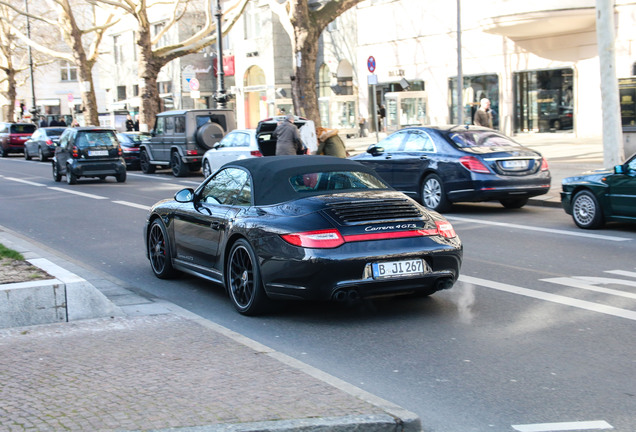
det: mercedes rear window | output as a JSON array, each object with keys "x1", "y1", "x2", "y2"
[{"x1": 448, "y1": 130, "x2": 521, "y2": 148}]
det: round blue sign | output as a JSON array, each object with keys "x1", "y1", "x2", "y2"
[{"x1": 367, "y1": 56, "x2": 376, "y2": 73}]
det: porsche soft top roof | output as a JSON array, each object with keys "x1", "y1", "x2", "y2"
[{"x1": 224, "y1": 155, "x2": 383, "y2": 206}]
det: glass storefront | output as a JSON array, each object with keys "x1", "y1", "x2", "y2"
[
  {"x1": 514, "y1": 68, "x2": 574, "y2": 133},
  {"x1": 449, "y1": 74, "x2": 499, "y2": 128},
  {"x1": 384, "y1": 91, "x2": 427, "y2": 132},
  {"x1": 619, "y1": 77, "x2": 636, "y2": 127}
]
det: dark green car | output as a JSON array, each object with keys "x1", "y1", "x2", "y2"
[{"x1": 561, "y1": 153, "x2": 636, "y2": 229}]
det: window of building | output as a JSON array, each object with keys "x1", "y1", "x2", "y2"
[
  {"x1": 619, "y1": 77, "x2": 636, "y2": 127},
  {"x1": 244, "y1": 2, "x2": 262, "y2": 39},
  {"x1": 158, "y1": 81, "x2": 172, "y2": 94},
  {"x1": 513, "y1": 68, "x2": 573, "y2": 133},
  {"x1": 449, "y1": 74, "x2": 499, "y2": 128},
  {"x1": 132, "y1": 31, "x2": 137, "y2": 61},
  {"x1": 113, "y1": 35, "x2": 123, "y2": 64},
  {"x1": 60, "y1": 61, "x2": 77, "y2": 82},
  {"x1": 153, "y1": 23, "x2": 167, "y2": 48},
  {"x1": 132, "y1": 84, "x2": 139, "y2": 96},
  {"x1": 117, "y1": 86, "x2": 126, "y2": 101}
]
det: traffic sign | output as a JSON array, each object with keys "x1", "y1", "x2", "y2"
[
  {"x1": 189, "y1": 78, "x2": 200, "y2": 91},
  {"x1": 367, "y1": 56, "x2": 376, "y2": 73}
]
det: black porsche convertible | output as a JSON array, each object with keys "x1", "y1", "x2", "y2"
[{"x1": 144, "y1": 156, "x2": 463, "y2": 315}]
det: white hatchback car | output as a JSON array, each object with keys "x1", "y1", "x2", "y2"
[{"x1": 201, "y1": 129, "x2": 261, "y2": 177}]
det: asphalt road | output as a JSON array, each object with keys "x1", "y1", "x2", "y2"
[{"x1": 1, "y1": 156, "x2": 635, "y2": 432}]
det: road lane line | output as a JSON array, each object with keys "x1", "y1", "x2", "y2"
[
  {"x1": 541, "y1": 277, "x2": 636, "y2": 300},
  {"x1": 112, "y1": 200, "x2": 151, "y2": 211},
  {"x1": 605, "y1": 269, "x2": 636, "y2": 278},
  {"x1": 512, "y1": 420, "x2": 613, "y2": 431},
  {"x1": 47, "y1": 187, "x2": 108, "y2": 200},
  {"x1": 446, "y1": 216, "x2": 630, "y2": 242},
  {"x1": 4, "y1": 177, "x2": 46, "y2": 187},
  {"x1": 460, "y1": 275, "x2": 636, "y2": 321}
]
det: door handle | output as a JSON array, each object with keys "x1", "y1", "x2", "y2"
[{"x1": 210, "y1": 221, "x2": 222, "y2": 230}]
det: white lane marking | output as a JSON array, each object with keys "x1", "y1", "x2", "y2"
[
  {"x1": 460, "y1": 275, "x2": 636, "y2": 321},
  {"x1": 47, "y1": 187, "x2": 108, "y2": 200},
  {"x1": 541, "y1": 277, "x2": 636, "y2": 300},
  {"x1": 446, "y1": 216, "x2": 630, "y2": 242},
  {"x1": 4, "y1": 177, "x2": 46, "y2": 187},
  {"x1": 605, "y1": 269, "x2": 636, "y2": 278},
  {"x1": 512, "y1": 420, "x2": 613, "y2": 431},
  {"x1": 113, "y1": 200, "x2": 151, "y2": 211}
]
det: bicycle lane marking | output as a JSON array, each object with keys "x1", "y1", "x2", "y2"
[{"x1": 459, "y1": 275, "x2": 636, "y2": 321}]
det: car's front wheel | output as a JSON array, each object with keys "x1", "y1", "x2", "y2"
[
  {"x1": 500, "y1": 197, "x2": 529, "y2": 209},
  {"x1": 226, "y1": 239, "x2": 270, "y2": 315},
  {"x1": 421, "y1": 174, "x2": 451, "y2": 212},
  {"x1": 171, "y1": 151, "x2": 189, "y2": 177},
  {"x1": 140, "y1": 149, "x2": 155, "y2": 174},
  {"x1": 148, "y1": 219, "x2": 178, "y2": 279},
  {"x1": 572, "y1": 190, "x2": 603, "y2": 229}
]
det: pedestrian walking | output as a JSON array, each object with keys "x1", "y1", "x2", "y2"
[
  {"x1": 125, "y1": 114, "x2": 135, "y2": 132},
  {"x1": 473, "y1": 98, "x2": 493, "y2": 128},
  {"x1": 316, "y1": 127, "x2": 347, "y2": 158}
]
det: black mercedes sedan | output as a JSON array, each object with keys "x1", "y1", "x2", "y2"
[
  {"x1": 144, "y1": 156, "x2": 462, "y2": 315},
  {"x1": 350, "y1": 126, "x2": 551, "y2": 212}
]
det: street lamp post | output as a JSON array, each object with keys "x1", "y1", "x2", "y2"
[
  {"x1": 24, "y1": 0, "x2": 37, "y2": 121},
  {"x1": 456, "y1": 0, "x2": 463, "y2": 126},
  {"x1": 213, "y1": 0, "x2": 228, "y2": 109}
]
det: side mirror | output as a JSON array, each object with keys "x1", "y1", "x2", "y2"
[
  {"x1": 174, "y1": 188, "x2": 195, "y2": 203},
  {"x1": 367, "y1": 145, "x2": 385, "y2": 156},
  {"x1": 614, "y1": 165, "x2": 624, "y2": 174}
]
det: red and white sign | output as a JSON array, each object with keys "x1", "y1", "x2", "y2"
[{"x1": 189, "y1": 78, "x2": 200, "y2": 91}]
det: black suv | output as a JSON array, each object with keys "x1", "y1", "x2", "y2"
[
  {"x1": 139, "y1": 109, "x2": 236, "y2": 177},
  {"x1": 52, "y1": 127, "x2": 126, "y2": 184},
  {"x1": 0, "y1": 122, "x2": 37, "y2": 157}
]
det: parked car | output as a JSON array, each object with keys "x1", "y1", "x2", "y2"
[
  {"x1": 0, "y1": 122, "x2": 37, "y2": 157},
  {"x1": 144, "y1": 156, "x2": 462, "y2": 315},
  {"x1": 117, "y1": 132, "x2": 151, "y2": 169},
  {"x1": 139, "y1": 109, "x2": 236, "y2": 177},
  {"x1": 24, "y1": 127, "x2": 67, "y2": 161},
  {"x1": 349, "y1": 125, "x2": 551, "y2": 212},
  {"x1": 201, "y1": 129, "x2": 261, "y2": 177},
  {"x1": 53, "y1": 127, "x2": 126, "y2": 184},
  {"x1": 561, "y1": 152, "x2": 636, "y2": 229}
]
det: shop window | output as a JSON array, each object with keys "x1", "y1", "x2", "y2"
[
  {"x1": 449, "y1": 74, "x2": 499, "y2": 128},
  {"x1": 619, "y1": 77, "x2": 636, "y2": 127},
  {"x1": 513, "y1": 69, "x2": 573, "y2": 133}
]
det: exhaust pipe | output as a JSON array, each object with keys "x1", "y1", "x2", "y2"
[
  {"x1": 347, "y1": 290, "x2": 359, "y2": 301},
  {"x1": 332, "y1": 290, "x2": 360, "y2": 302},
  {"x1": 436, "y1": 278, "x2": 454, "y2": 291},
  {"x1": 333, "y1": 290, "x2": 347, "y2": 302}
]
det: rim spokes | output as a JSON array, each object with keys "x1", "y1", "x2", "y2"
[
  {"x1": 230, "y1": 247, "x2": 254, "y2": 307},
  {"x1": 149, "y1": 225, "x2": 166, "y2": 272}
]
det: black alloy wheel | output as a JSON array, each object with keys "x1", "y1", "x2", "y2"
[
  {"x1": 116, "y1": 171, "x2": 126, "y2": 183},
  {"x1": 422, "y1": 174, "x2": 451, "y2": 212},
  {"x1": 148, "y1": 219, "x2": 177, "y2": 279},
  {"x1": 52, "y1": 162, "x2": 62, "y2": 182},
  {"x1": 226, "y1": 239, "x2": 269, "y2": 315},
  {"x1": 66, "y1": 168, "x2": 77, "y2": 185},
  {"x1": 572, "y1": 190, "x2": 603, "y2": 229},
  {"x1": 171, "y1": 151, "x2": 188, "y2": 177},
  {"x1": 140, "y1": 150, "x2": 156, "y2": 174}
]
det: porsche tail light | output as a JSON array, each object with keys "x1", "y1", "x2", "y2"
[
  {"x1": 460, "y1": 156, "x2": 490, "y2": 173},
  {"x1": 435, "y1": 221, "x2": 456, "y2": 238},
  {"x1": 540, "y1": 158, "x2": 549, "y2": 171},
  {"x1": 281, "y1": 229, "x2": 344, "y2": 248}
]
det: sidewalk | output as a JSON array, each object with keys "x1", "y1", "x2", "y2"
[
  {"x1": 343, "y1": 131, "x2": 606, "y2": 208},
  {"x1": 0, "y1": 228, "x2": 421, "y2": 432}
]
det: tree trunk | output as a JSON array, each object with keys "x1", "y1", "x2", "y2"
[
  {"x1": 5, "y1": 68, "x2": 16, "y2": 121},
  {"x1": 136, "y1": 25, "x2": 162, "y2": 132}
]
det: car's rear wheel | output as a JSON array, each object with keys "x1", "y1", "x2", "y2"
[
  {"x1": 202, "y1": 160, "x2": 212, "y2": 178},
  {"x1": 24, "y1": 147, "x2": 31, "y2": 160},
  {"x1": 572, "y1": 190, "x2": 603, "y2": 229},
  {"x1": 226, "y1": 239, "x2": 269, "y2": 315},
  {"x1": 66, "y1": 168, "x2": 77, "y2": 185},
  {"x1": 38, "y1": 147, "x2": 47, "y2": 162},
  {"x1": 148, "y1": 219, "x2": 178, "y2": 279},
  {"x1": 421, "y1": 174, "x2": 451, "y2": 212},
  {"x1": 140, "y1": 149, "x2": 155, "y2": 174},
  {"x1": 500, "y1": 197, "x2": 529, "y2": 209},
  {"x1": 116, "y1": 171, "x2": 126, "y2": 183},
  {"x1": 171, "y1": 151, "x2": 189, "y2": 177},
  {"x1": 52, "y1": 162, "x2": 62, "y2": 182}
]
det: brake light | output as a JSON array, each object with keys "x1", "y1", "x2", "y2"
[
  {"x1": 540, "y1": 158, "x2": 549, "y2": 171},
  {"x1": 72, "y1": 146, "x2": 79, "y2": 158},
  {"x1": 435, "y1": 221, "x2": 456, "y2": 238},
  {"x1": 281, "y1": 229, "x2": 344, "y2": 248},
  {"x1": 460, "y1": 156, "x2": 490, "y2": 173},
  {"x1": 117, "y1": 146, "x2": 122, "y2": 156},
  {"x1": 186, "y1": 149, "x2": 199, "y2": 156},
  {"x1": 46, "y1": 139, "x2": 53, "y2": 145},
  {"x1": 250, "y1": 150, "x2": 263, "y2": 157}
]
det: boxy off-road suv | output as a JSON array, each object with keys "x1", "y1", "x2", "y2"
[{"x1": 139, "y1": 109, "x2": 236, "y2": 177}]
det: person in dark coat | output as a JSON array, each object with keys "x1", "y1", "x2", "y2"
[
  {"x1": 273, "y1": 114, "x2": 304, "y2": 155},
  {"x1": 316, "y1": 127, "x2": 347, "y2": 158},
  {"x1": 125, "y1": 114, "x2": 135, "y2": 132}
]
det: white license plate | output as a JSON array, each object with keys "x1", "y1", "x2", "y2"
[
  {"x1": 88, "y1": 150, "x2": 109, "y2": 157},
  {"x1": 501, "y1": 159, "x2": 528, "y2": 169},
  {"x1": 372, "y1": 259, "x2": 426, "y2": 279}
]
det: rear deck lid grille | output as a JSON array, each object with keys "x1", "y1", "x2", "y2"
[{"x1": 326, "y1": 198, "x2": 424, "y2": 225}]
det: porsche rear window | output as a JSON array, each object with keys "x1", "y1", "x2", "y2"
[
  {"x1": 449, "y1": 130, "x2": 521, "y2": 148},
  {"x1": 290, "y1": 171, "x2": 387, "y2": 192}
]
